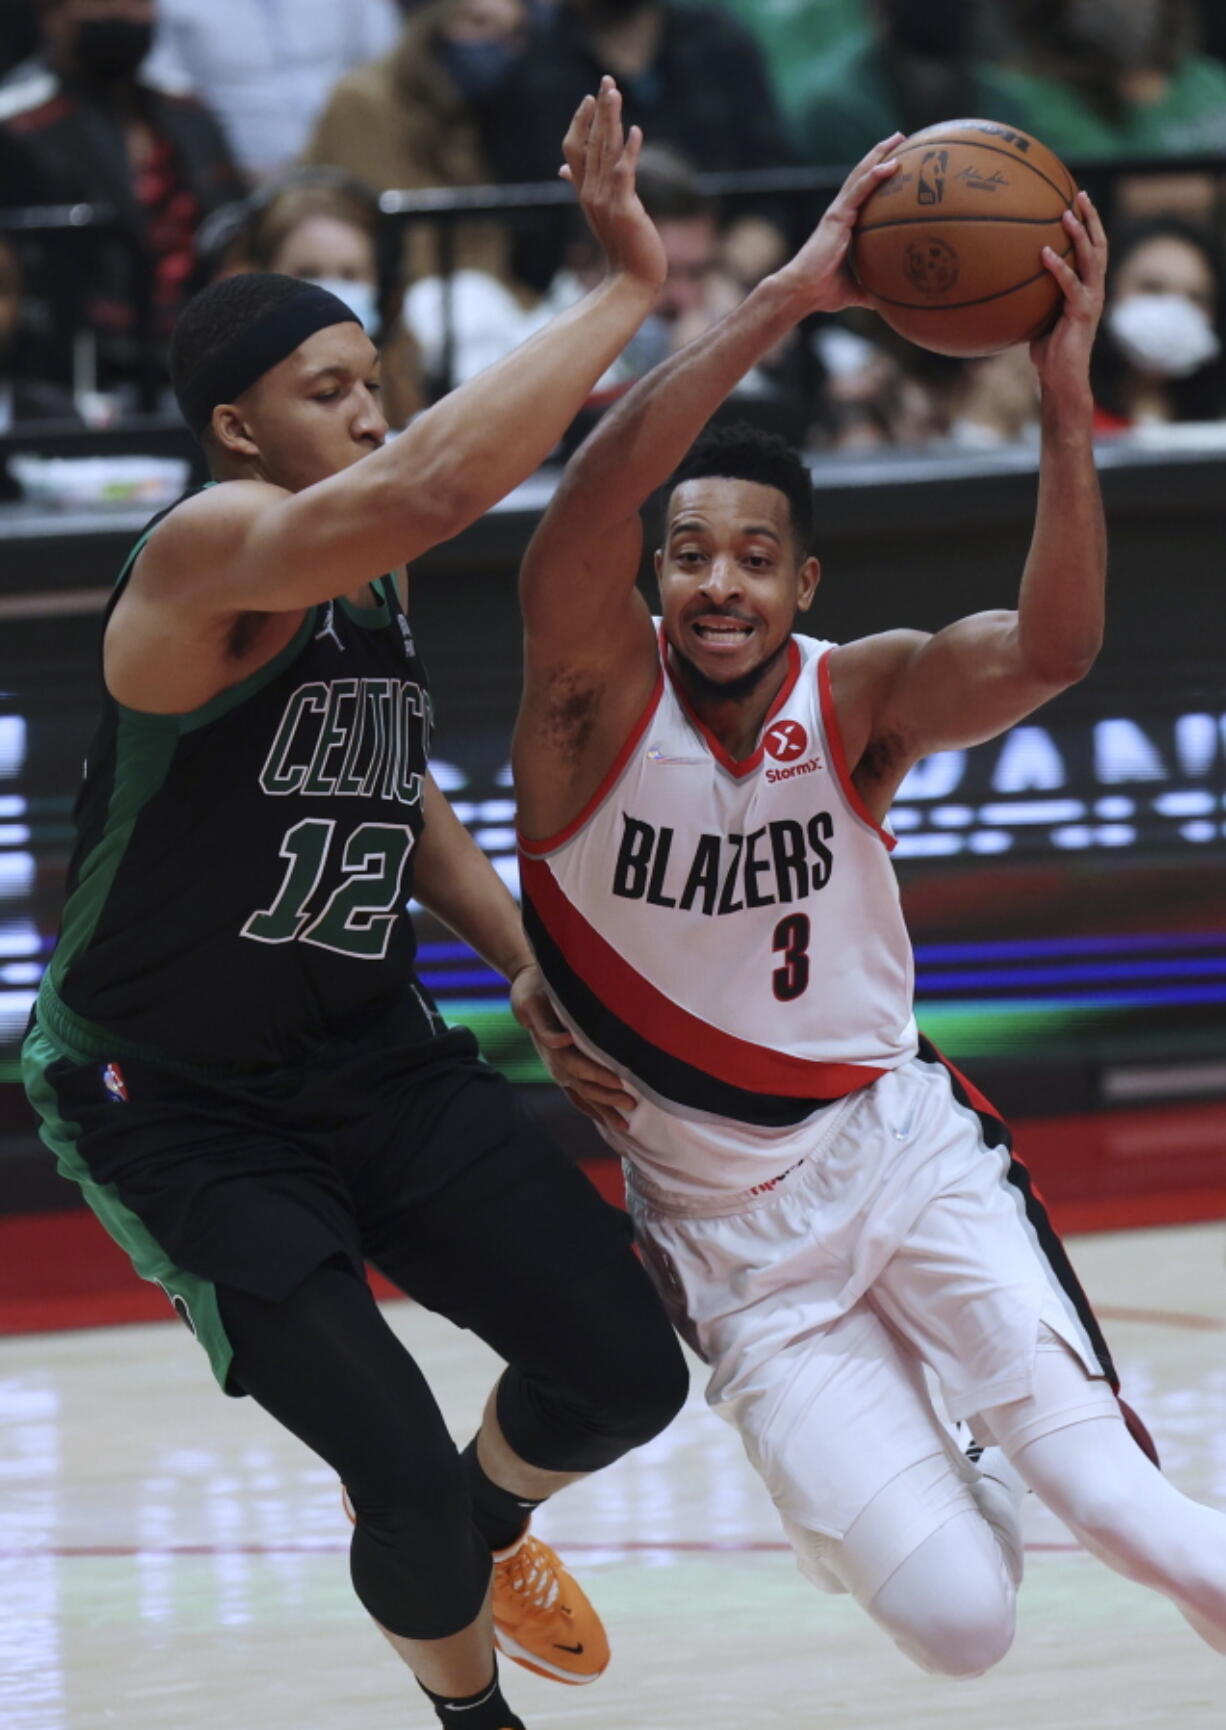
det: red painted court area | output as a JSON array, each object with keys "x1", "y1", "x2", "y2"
[{"x1": 2, "y1": 1103, "x2": 1225, "y2": 1337}]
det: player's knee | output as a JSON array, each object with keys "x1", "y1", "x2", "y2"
[
  {"x1": 873, "y1": 1554, "x2": 1016, "y2": 1680},
  {"x1": 347, "y1": 1424, "x2": 469, "y2": 1553},
  {"x1": 616, "y1": 1325, "x2": 690, "y2": 1444},
  {"x1": 586, "y1": 1327, "x2": 689, "y2": 1453},
  {"x1": 899, "y1": 1592, "x2": 1016, "y2": 1679},
  {"x1": 501, "y1": 1322, "x2": 688, "y2": 1469},
  {"x1": 347, "y1": 1442, "x2": 489, "y2": 1639}
]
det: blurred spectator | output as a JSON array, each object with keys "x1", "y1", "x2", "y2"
[
  {"x1": 143, "y1": 0, "x2": 403, "y2": 181},
  {"x1": 0, "y1": 0, "x2": 37, "y2": 77},
  {"x1": 711, "y1": 0, "x2": 868, "y2": 121},
  {"x1": 0, "y1": 233, "x2": 80, "y2": 428},
  {"x1": 812, "y1": 320, "x2": 950, "y2": 449},
  {"x1": 303, "y1": 0, "x2": 526, "y2": 287},
  {"x1": 1198, "y1": 0, "x2": 1226, "y2": 64},
  {"x1": 947, "y1": 348, "x2": 1040, "y2": 446},
  {"x1": 795, "y1": 0, "x2": 1009, "y2": 168},
  {"x1": 532, "y1": 145, "x2": 742, "y2": 379},
  {"x1": 0, "y1": 0, "x2": 244, "y2": 394},
  {"x1": 1091, "y1": 216, "x2": 1225, "y2": 430},
  {"x1": 991, "y1": 0, "x2": 1226, "y2": 159},
  {"x1": 401, "y1": 143, "x2": 761, "y2": 399},
  {"x1": 244, "y1": 169, "x2": 423, "y2": 426},
  {"x1": 485, "y1": 0, "x2": 795, "y2": 291}
]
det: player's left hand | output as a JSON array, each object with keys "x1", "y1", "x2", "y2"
[
  {"x1": 1030, "y1": 190, "x2": 1107, "y2": 395},
  {"x1": 510, "y1": 961, "x2": 637, "y2": 1129},
  {"x1": 560, "y1": 76, "x2": 667, "y2": 296}
]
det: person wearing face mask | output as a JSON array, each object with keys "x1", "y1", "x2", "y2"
[
  {"x1": 303, "y1": 0, "x2": 530, "y2": 295},
  {"x1": 1090, "y1": 216, "x2": 1225, "y2": 431},
  {"x1": 244, "y1": 169, "x2": 425, "y2": 426},
  {"x1": 0, "y1": 0, "x2": 243, "y2": 393},
  {"x1": 988, "y1": 0, "x2": 1226, "y2": 159}
]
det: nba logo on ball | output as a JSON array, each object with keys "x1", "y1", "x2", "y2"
[
  {"x1": 101, "y1": 1061, "x2": 129, "y2": 1104},
  {"x1": 765, "y1": 720, "x2": 809, "y2": 763}
]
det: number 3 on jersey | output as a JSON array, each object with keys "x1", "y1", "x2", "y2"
[
  {"x1": 242, "y1": 817, "x2": 414, "y2": 959},
  {"x1": 772, "y1": 912, "x2": 811, "y2": 1001}
]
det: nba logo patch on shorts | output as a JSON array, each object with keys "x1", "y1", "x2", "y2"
[{"x1": 101, "y1": 1061, "x2": 129, "y2": 1104}]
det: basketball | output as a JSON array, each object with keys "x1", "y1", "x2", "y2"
[{"x1": 851, "y1": 119, "x2": 1078, "y2": 357}]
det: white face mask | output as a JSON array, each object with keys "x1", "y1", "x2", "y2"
[
  {"x1": 305, "y1": 277, "x2": 380, "y2": 336},
  {"x1": 1107, "y1": 293, "x2": 1221, "y2": 379}
]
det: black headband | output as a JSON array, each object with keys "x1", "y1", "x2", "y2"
[{"x1": 176, "y1": 283, "x2": 360, "y2": 437}]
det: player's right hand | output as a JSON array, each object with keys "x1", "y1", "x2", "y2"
[
  {"x1": 560, "y1": 76, "x2": 667, "y2": 296},
  {"x1": 779, "y1": 133, "x2": 905, "y2": 316},
  {"x1": 510, "y1": 960, "x2": 638, "y2": 1130}
]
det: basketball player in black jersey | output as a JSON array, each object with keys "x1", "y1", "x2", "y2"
[
  {"x1": 22, "y1": 83, "x2": 687, "y2": 1730},
  {"x1": 510, "y1": 140, "x2": 1226, "y2": 1684}
]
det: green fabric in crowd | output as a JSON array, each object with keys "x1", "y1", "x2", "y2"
[
  {"x1": 716, "y1": 0, "x2": 869, "y2": 119},
  {"x1": 793, "y1": 40, "x2": 1030, "y2": 170},
  {"x1": 981, "y1": 56, "x2": 1226, "y2": 161}
]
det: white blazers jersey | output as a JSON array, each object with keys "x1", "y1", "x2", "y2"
[{"x1": 519, "y1": 629, "x2": 919, "y2": 1196}]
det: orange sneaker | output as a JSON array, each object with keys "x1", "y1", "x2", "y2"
[{"x1": 491, "y1": 1530, "x2": 609, "y2": 1686}]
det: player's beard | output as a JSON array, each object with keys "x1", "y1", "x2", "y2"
[{"x1": 671, "y1": 633, "x2": 790, "y2": 704}]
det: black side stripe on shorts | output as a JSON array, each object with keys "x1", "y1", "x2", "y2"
[
  {"x1": 915, "y1": 1032, "x2": 1119, "y2": 1391},
  {"x1": 522, "y1": 889, "x2": 839, "y2": 1129}
]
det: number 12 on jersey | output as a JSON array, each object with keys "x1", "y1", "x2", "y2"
[{"x1": 242, "y1": 817, "x2": 415, "y2": 960}]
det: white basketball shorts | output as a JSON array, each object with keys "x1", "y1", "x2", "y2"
[{"x1": 626, "y1": 1045, "x2": 1111, "y2": 1592}]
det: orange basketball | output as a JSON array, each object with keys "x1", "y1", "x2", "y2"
[{"x1": 851, "y1": 119, "x2": 1077, "y2": 357}]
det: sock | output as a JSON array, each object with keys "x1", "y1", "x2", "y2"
[
  {"x1": 462, "y1": 1438, "x2": 545, "y2": 1552},
  {"x1": 419, "y1": 1669, "x2": 525, "y2": 1730}
]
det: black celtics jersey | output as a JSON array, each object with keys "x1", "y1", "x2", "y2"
[{"x1": 38, "y1": 501, "x2": 442, "y2": 1069}]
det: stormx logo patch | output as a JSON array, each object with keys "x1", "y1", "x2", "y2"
[
  {"x1": 764, "y1": 719, "x2": 809, "y2": 762},
  {"x1": 763, "y1": 719, "x2": 822, "y2": 784}
]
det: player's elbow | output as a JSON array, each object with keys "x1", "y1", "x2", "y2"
[{"x1": 1019, "y1": 627, "x2": 1102, "y2": 691}]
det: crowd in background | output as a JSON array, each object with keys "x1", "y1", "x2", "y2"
[{"x1": 0, "y1": 0, "x2": 1224, "y2": 457}]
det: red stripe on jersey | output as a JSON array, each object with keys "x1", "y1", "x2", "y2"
[
  {"x1": 520, "y1": 852, "x2": 885, "y2": 1100},
  {"x1": 817, "y1": 649, "x2": 896, "y2": 851},
  {"x1": 927, "y1": 1037, "x2": 1055, "y2": 1211},
  {"x1": 664, "y1": 630, "x2": 803, "y2": 780},
  {"x1": 519, "y1": 667, "x2": 666, "y2": 858}
]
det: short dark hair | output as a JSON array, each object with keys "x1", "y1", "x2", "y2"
[
  {"x1": 169, "y1": 272, "x2": 307, "y2": 425},
  {"x1": 666, "y1": 422, "x2": 816, "y2": 557}
]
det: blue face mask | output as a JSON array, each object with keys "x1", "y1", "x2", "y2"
[{"x1": 438, "y1": 37, "x2": 519, "y2": 99}]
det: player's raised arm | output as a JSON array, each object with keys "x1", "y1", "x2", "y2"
[
  {"x1": 518, "y1": 134, "x2": 905, "y2": 668},
  {"x1": 830, "y1": 190, "x2": 1109, "y2": 790},
  {"x1": 142, "y1": 79, "x2": 665, "y2": 621}
]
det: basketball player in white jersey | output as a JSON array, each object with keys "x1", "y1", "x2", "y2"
[{"x1": 511, "y1": 135, "x2": 1226, "y2": 1680}]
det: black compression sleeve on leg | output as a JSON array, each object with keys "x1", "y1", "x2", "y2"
[{"x1": 217, "y1": 1261, "x2": 491, "y2": 1639}]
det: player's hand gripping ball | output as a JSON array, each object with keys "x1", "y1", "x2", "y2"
[{"x1": 851, "y1": 119, "x2": 1078, "y2": 357}]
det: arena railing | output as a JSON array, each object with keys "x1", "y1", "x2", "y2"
[
  {"x1": 0, "y1": 202, "x2": 161, "y2": 414},
  {"x1": 380, "y1": 153, "x2": 1226, "y2": 396}
]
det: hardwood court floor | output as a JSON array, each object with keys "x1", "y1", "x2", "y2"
[{"x1": 3, "y1": 1222, "x2": 1226, "y2": 1730}]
